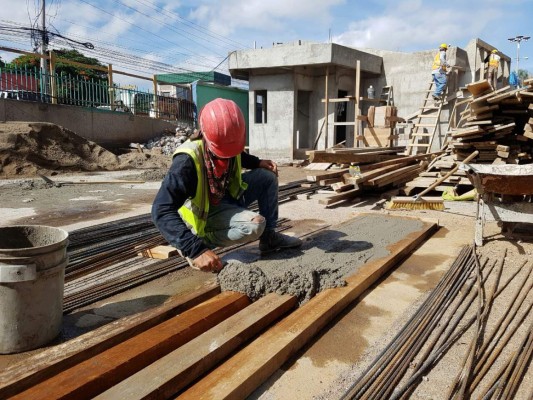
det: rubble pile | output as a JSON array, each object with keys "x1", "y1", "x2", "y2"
[{"x1": 141, "y1": 124, "x2": 194, "y2": 155}]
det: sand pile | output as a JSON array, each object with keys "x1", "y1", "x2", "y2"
[{"x1": 0, "y1": 122, "x2": 172, "y2": 178}]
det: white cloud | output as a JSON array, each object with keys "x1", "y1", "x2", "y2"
[
  {"x1": 333, "y1": 1, "x2": 503, "y2": 52},
  {"x1": 189, "y1": 0, "x2": 344, "y2": 37}
]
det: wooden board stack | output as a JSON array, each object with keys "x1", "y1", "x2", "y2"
[
  {"x1": 306, "y1": 152, "x2": 440, "y2": 205},
  {"x1": 399, "y1": 79, "x2": 533, "y2": 197},
  {"x1": 305, "y1": 146, "x2": 405, "y2": 165},
  {"x1": 450, "y1": 79, "x2": 533, "y2": 165}
]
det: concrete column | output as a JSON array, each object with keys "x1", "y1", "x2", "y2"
[
  {"x1": 324, "y1": 66, "x2": 329, "y2": 149},
  {"x1": 355, "y1": 60, "x2": 361, "y2": 147}
]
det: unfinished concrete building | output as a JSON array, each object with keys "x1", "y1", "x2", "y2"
[{"x1": 228, "y1": 39, "x2": 511, "y2": 161}]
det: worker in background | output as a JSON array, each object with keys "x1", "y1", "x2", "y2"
[
  {"x1": 432, "y1": 43, "x2": 451, "y2": 101},
  {"x1": 484, "y1": 49, "x2": 501, "y2": 90},
  {"x1": 152, "y1": 98, "x2": 302, "y2": 273}
]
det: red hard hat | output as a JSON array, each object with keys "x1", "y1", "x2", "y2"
[{"x1": 199, "y1": 98, "x2": 245, "y2": 158}]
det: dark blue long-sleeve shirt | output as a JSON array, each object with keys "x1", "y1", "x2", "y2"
[{"x1": 151, "y1": 151, "x2": 261, "y2": 259}]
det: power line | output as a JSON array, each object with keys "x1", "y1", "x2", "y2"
[
  {"x1": 111, "y1": 0, "x2": 228, "y2": 57},
  {"x1": 130, "y1": 0, "x2": 249, "y2": 50},
  {"x1": 0, "y1": 23, "x2": 230, "y2": 77},
  {"x1": 76, "y1": 0, "x2": 228, "y2": 68},
  {"x1": 47, "y1": 19, "x2": 220, "y2": 69}
]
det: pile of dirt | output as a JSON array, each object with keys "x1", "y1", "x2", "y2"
[{"x1": 0, "y1": 122, "x2": 172, "y2": 178}]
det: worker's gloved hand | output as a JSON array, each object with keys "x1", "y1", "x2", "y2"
[{"x1": 192, "y1": 249, "x2": 224, "y2": 273}]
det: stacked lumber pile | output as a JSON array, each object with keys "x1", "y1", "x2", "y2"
[
  {"x1": 306, "y1": 152, "x2": 440, "y2": 206},
  {"x1": 305, "y1": 146, "x2": 405, "y2": 166},
  {"x1": 400, "y1": 79, "x2": 533, "y2": 197},
  {"x1": 450, "y1": 79, "x2": 533, "y2": 164}
]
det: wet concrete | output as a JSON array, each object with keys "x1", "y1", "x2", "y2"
[{"x1": 218, "y1": 214, "x2": 424, "y2": 303}]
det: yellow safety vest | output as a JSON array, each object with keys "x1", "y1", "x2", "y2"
[
  {"x1": 432, "y1": 51, "x2": 447, "y2": 72},
  {"x1": 173, "y1": 139, "x2": 247, "y2": 237},
  {"x1": 489, "y1": 54, "x2": 500, "y2": 68}
]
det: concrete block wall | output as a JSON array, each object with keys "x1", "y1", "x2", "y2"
[
  {"x1": 248, "y1": 73, "x2": 295, "y2": 161},
  {"x1": 0, "y1": 99, "x2": 178, "y2": 148}
]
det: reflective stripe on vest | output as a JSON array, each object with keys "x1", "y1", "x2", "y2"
[
  {"x1": 172, "y1": 139, "x2": 247, "y2": 237},
  {"x1": 489, "y1": 54, "x2": 500, "y2": 68},
  {"x1": 432, "y1": 51, "x2": 447, "y2": 72}
]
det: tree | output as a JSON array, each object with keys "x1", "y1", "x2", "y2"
[
  {"x1": 9, "y1": 49, "x2": 107, "y2": 80},
  {"x1": 0, "y1": 56, "x2": 5, "y2": 68},
  {"x1": 7, "y1": 49, "x2": 109, "y2": 106},
  {"x1": 517, "y1": 68, "x2": 529, "y2": 83}
]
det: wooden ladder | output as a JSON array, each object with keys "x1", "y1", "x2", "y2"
[
  {"x1": 405, "y1": 81, "x2": 445, "y2": 155},
  {"x1": 380, "y1": 86, "x2": 393, "y2": 106}
]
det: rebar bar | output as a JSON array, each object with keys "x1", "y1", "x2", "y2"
[{"x1": 341, "y1": 246, "x2": 473, "y2": 400}]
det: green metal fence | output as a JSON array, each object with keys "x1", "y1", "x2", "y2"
[{"x1": 0, "y1": 65, "x2": 196, "y2": 124}]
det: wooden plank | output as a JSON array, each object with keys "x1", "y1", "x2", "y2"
[
  {"x1": 318, "y1": 187, "x2": 362, "y2": 205},
  {"x1": 466, "y1": 80, "x2": 492, "y2": 96},
  {"x1": 467, "y1": 112, "x2": 493, "y2": 121},
  {"x1": 486, "y1": 122, "x2": 515, "y2": 133},
  {"x1": 464, "y1": 120, "x2": 493, "y2": 126},
  {"x1": 523, "y1": 130, "x2": 533, "y2": 140},
  {"x1": 332, "y1": 121, "x2": 357, "y2": 126},
  {"x1": 497, "y1": 151, "x2": 510, "y2": 158},
  {"x1": 304, "y1": 162, "x2": 333, "y2": 171},
  {"x1": 451, "y1": 126, "x2": 485, "y2": 138},
  {"x1": 319, "y1": 177, "x2": 343, "y2": 186},
  {"x1": 344, "y1": 163, "x2": 413, "y2": 186},
  {"x1": 95, "y1": 293, "x2": 297, "y2": 400},
  {"x1": 471, "y1": 85, "x2": 511, "y2": 104},
  {"x1": 10, "y1": 292, "x2": 250, "y2": 400},
  {"x1": 320, "y1": 97, "x2": 353, "y2": 103},
  {"x1": 309, "y1": 152, "x2": 404, "y2": 164},
  {"x1": 363, "y1": 127, "x2": 393, "y2": 147},
  {"x1": 306, "y1": 168, "x2": 349, "y2": 182},
  {"x1": 487, "y1": 86, "x2": 528, "y2": 104},
  {"x1": 469, "y1": 104, "x2": 498, "y2": 113},
  {"x1": 358, "y1": 152, "x2": 442, "y2": 172},
  {"x1": 326, "y1": 146, "x2": 404, "y2": 154},
  {"x1": 0, "y1": 284, "x2": 221, "y2": 399},
  {"x1": 388, "y1": 169, "x2": 425, "y2": 188},
  {"x1": 137, "y1": 245, "x2": 178, "y2": 259},
  {"x1": 177, "y1": 217, "x2": 438, "y2": 400},
  {"x1": 331, "y1": 182, "x2": 355, "y2": 193},
  {"x1": 365, "y1": 165, "x2": 423, "y2": 187}
]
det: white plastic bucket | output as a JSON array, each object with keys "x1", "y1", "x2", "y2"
[{"x1": 0, "y1": 225, "x2": 68, "y2": 353}]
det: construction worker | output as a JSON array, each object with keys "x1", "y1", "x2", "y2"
[
  {"x1": 432, "y1": 43, "x2": 451, "y2": 100},
  {"x1": 152, "y1": 98, "x2": 302, "y2": 273},
  {"x1": 484, "y1": 49, "x2": 501, "y2": 90}
]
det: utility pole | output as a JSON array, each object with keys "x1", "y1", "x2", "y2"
[{"x1": 40, "y1": 0, "x2": 48, "y2": 95}]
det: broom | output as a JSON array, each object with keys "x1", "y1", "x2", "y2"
[{"x1": 387, "y1": 150, "x2": 479, "y2": 210}]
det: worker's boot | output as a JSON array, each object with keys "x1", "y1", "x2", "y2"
[{"x1": 259, "y1": 229, "x2": 303, "y2": 255}]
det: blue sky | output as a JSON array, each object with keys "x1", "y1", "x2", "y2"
[{"x1": 1, "y1": 0, "x2": 532, "y2": 88}]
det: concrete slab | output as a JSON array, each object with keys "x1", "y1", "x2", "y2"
[{"x1": 218, "y1": 214, "x2": 427, "y2": 303}]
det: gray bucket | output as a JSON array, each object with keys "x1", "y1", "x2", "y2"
[{"x1": 0, "y1": 225, "x2": 68, "y2": 353}]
